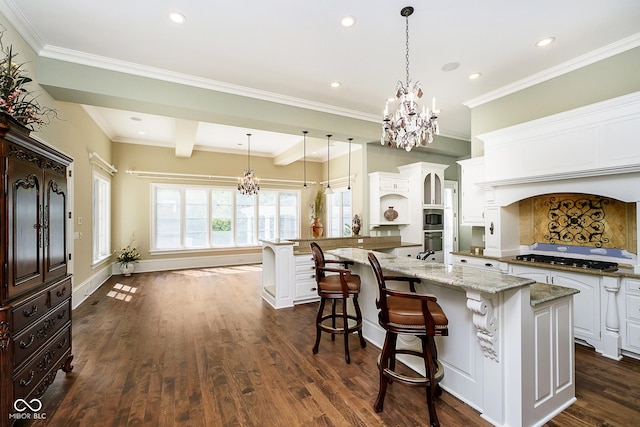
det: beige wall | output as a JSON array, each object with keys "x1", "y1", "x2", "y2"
[
  {"x1": 1, "y1": 14, "x2": 113, "y2": 289},
  {"x1": 111, "y1": 142, "x2": 333, "y2": 259},
  {"x1": 38, "y1": 103, "x2": 113, "y2": 285}
]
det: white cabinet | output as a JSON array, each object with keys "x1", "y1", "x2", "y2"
[
  {"x1": 379, "y1": 175, "x2": 409, "y2": 193},
  {"x1": 369, "y1": 172, "x2": 410, "y2": 225},
  {"x1": 451, "y1": 254, "x2": 503, "y2": 272},
  {"x1": 391, "y1": 246, "x2": 420, "y2": 259},
  {"x1": 622, "y1": 278, "x2": 640, "y2": 355},
  {"x1": 422, "y1": 167, "x2": 446, "y2": 206},
  {"x1": 457, "y1": 157, "x2": 485, "y2": 226},
  {"x1": 482, "y1": 204, "x2": 520, "y2": 258},
  {"x1": 510, "y1": 264, "x2": 601, "y2": 346},
  {"x1": 294, "y1": 254, "x2": 319, "y2": 303}
]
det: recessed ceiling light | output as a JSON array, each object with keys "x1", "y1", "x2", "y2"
[
  {"x1": 468, "y1": 73, "x2": 482, "y2": 80},
  {"x1": 330, "y1": 82, "x2": 341, "y2": 88},
  {"x1": 137, "y1": 131, "x2": 146, "y2": 135},
  {"x1": 535, "y1": 37, "x2": 555, "y2": 47},
  {"x1": 341, "y1": 15, "x2": 356, "y2": 27},
  {"x1": 441, "y1": 62, "x2": 460, "y2": 72},
  {"x1": 168, "y1": 12, "x2": 186, "y2": 24}
]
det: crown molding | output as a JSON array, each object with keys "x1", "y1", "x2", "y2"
[
  {"x1": 464, "y1": 32, "x2": 640, "y2": 109},
  {"x1": 40, "y1": 45, "x2": 381, "y2": 124}
]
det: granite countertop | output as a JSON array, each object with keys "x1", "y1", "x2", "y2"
[
  {"x1": 330, "y1": 248, "x2": 578, "y2": 306},
  {"x1": 529, "y1": 283, "x2": 579, "y2": 306},
  {"x1": 327, "y1": 248, "x2": 535, "y2": 295},
  {"x1": 453, "y1": 251, "x2": 640, "y2": 279},
  {"x1": 262, "y1": 236, "x2": 421, "y2": 255}
]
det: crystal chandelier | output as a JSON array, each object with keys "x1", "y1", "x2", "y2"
[
  {"x1": 382, "y1": 6, "x2": 439, "y2": 152},
  {"x1": 237, "y1": 133, "x2": 260, "y2": 195}
]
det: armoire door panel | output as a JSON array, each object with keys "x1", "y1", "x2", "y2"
[
  {"x1": 44, "y1": 173, "x2": 67, "y2": 282},
  {"x1": 8, "y1": 160, "x2": 43, "y2": 298}
]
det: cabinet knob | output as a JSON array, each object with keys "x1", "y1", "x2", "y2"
[
  {"x1": 460, "y1": 259, "x2": 468, "y2": 263},
  {"x1": 311, "y1": 287, "x2": 317, "y2": 291},
  {"x1": 485, "y1": 263, "x2": 493, "y2": 268}
]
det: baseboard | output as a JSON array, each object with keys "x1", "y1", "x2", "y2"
[
  {"x1": 110, "y1": 252, "x2": 263, "y2": 275},
  {"x1": 72, "y1": 263, "x2": 112, "y2": 309}
]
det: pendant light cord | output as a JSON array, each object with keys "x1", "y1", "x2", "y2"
[
  {"x1": 326, "y1": 134, "x2": 332, "y2": 190},
  {"x1": 347, "y1": 138, "x2": 352, "y2": 190},
  {"x1": 302, "y1": 131, "x2": 308, "y2": 187},
  {"x1": 246, "y1": 133, "x2": 251, "y2": 170}
]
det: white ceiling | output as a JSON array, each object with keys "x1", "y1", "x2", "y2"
[{"x1": 3, "y1": 0, "x2": 640, "y2": 162}]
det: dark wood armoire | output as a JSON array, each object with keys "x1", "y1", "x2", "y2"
[{"x1": 0, "y1": 121, "x2": 73, "y2": 425}]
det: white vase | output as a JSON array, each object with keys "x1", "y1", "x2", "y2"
[{"x1": 119, "y1": 263, "x2": 135, "y2": 276}]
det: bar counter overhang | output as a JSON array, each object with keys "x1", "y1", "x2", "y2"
[{"x1": 326, "y1": 248, "x2": 578, "y2": 427}]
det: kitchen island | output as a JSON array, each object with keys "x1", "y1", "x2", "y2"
[
  {"x1": 261, "y1": 236, "x2": 420, "y2": 309},
  {"x1": 327, "y1": 248, "x2": 578, "y2": 427}
]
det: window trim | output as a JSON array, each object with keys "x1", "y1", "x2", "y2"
[
  {"x1": 150, "y1": 183, "x2": 301, "y2": 252},
  {"x1": 91, "y1": 169, "x2": 111, "y2": 266},
  {"x1": 326, "y1": 186, "x2": 352, "y2": 238}
]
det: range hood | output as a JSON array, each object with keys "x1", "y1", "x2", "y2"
[
  {"x1": 477, "y1": 92, "x2": 640, "y2": 206},
  {"x1": 476, "y1": 91, "x2": 640, "y2": 270}
]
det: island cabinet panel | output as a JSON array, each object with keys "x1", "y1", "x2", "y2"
[
  {"x1": 532, "y1": 298, "x2": 574, "y2": 408},
  {"x1": 327, "y1": 247, "x2": 576, "y2": 427},
  {"x1": 0, "y1": 124, "x2": 73, "y2": 427},
  {"x1": 511, "y1": 264, "x2": 601, "y2": 350}
]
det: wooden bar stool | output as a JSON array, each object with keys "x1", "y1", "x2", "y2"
[
  {"x1": 310, "y1": 242, "x2": 366, "y2": 364},
  {"x1": 368, "y1": 252, "x2": 448, "y2": 427}
]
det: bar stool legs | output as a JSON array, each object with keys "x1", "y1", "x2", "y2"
[
  {"x1": 374, "y1": 332, "x2": 444, "y2": 427},
  {"x1": 312, "y1": 296, "x2": 366, "y2": 364}
]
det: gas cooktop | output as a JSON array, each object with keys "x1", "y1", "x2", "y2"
[{"x1": 515, "y1": 254, "x2": 619, "y2": 272}]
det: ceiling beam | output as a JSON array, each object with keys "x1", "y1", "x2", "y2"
[{"x1": 174, "y1": 119, "x2": 198, "y2": 158}]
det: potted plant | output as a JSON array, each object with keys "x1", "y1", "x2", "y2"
[
  {"x1": 114, "y1": 239, "x2": 141, "y2": 276},
  {"x1": 310, "y1": 189, "x2": 325, "y2": 238},
  {"x1": 0, "y1": 28, "x2": 57, "y2": 133}
]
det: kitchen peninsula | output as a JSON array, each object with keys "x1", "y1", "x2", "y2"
[
  {"x1": 328, "y1": 248, "x2": 578, "y2": 427},
  {"x1": 261, "y1": 236, "x2": 420, "y2": 309}
]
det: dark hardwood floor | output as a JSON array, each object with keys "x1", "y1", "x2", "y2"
[{"x1": 24, "y1": 266, "x2": 640, "y2": 426}]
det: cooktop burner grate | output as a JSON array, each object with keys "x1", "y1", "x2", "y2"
[{"x1": 515, "y1": 254, "x2": 618, "y2": 272}]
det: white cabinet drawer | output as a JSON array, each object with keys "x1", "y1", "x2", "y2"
[
  {"x1": 626, "y1": 279, "x2": 640, "y2": 293},
  {"x1": 295, "y1": 262, "x2": 314, "y2": 274},
  {"x1": 625, "y1": 321, "x2": 640, "y2": 352},
  {"x1": 627, "y1": 295, "x2": 640, "y2": 322},
  {"x1": 453, "y1": 255, "x2": 500, "y2": 271}
]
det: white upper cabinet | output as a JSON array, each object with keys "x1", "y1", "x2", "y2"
[
  {"x1": 369, "y1": 172, "x2": 410, "y2": 226},
  {"x1": 422, "y1": 164, "x2": 447, "y2": 207},
  {"x1": 458, "y1": 157, "x2": 485, "y2": 226}
]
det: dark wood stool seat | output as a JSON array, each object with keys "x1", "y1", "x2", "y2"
[
  {"x1": 310, "y1": 242, "x2": 366, "y2": 364},
  {"x1": 368, "y1": 252, "x2": 448, "y2": 427}
]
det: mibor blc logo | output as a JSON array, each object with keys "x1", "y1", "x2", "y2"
[{"x1": 9, "y1": 398, "x2": 47, "y2": 420}]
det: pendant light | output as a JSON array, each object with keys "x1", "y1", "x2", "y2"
[
  {"x1": 237, "y1": 133, "x2": 260, "y2": 195},
  {"x1": 302, "y1": 131, "x2": 308, "y2": 188},
  {"x1": 324, "y1": 134, "x2": 333, "y2": 195},
  {"x1": 347, "y1": 137, "x2": 353, "y2": 190}
]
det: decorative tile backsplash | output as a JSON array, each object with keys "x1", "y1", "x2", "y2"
[{"x1": 519, "y1": 193, "x2": 637, "y2": 254}]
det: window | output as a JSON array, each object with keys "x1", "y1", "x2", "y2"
[
  {"x1": 92, "y1": 171, "x2": 111, "y2": 264},
  {"x1": 327, "y1": 188, "x2": 352, "y2": 237},
  {"x1": 152, "y1": 184, "x2": 300, "y2": 251}
]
